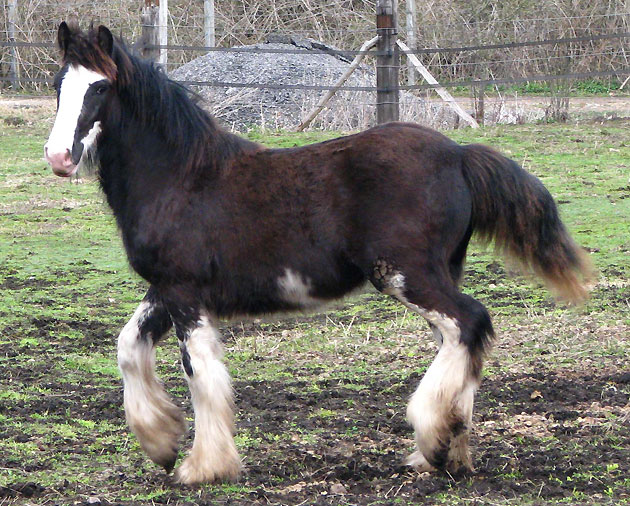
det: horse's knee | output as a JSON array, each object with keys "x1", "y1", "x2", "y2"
[
  {"x1": 117, "y1": 292, "x2": 172, "y2": 372},
  {"x1": 117, "y1": 300, "x2": 152, "y2": 372}
]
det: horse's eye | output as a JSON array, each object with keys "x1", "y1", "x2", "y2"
[{"x1": 95, "y1": 85, "x2": 108, "y2": 95}]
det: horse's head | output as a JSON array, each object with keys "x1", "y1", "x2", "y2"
[{"x1": 45, "y1": 22, "x2": 117, "y2": 177}]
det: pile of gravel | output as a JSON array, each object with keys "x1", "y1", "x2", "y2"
[
  {"x1": 171, "y1": 36, "x2": 547, "y2": 131},
  {"x1": 171, "y1": 35, "x2": 451, "y2": 131}
]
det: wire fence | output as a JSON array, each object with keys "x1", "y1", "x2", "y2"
[
  {"x1": 2, "y1": 33, "x2": 628, "y2": 87},
  {"x1": 1, "y1": 1, "x2": 629, "y2": 130}
]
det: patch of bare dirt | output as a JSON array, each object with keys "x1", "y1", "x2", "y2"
[{"x1": 2, "y1": 321, "x2": 628, "y2": 505}]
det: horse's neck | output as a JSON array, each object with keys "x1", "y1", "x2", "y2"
[
  {"x1": 97, "y1": 83, "x2": 257, "y2": 223},
  {"x1": 97, "y1": 146, "x2": 133, "y2": 224},
  {"x1": 96, "y1": 112, "x2": 207, "y2": 219},
  {"x1": 96, "y1": 116, "x2": 153, "y2": 220}
]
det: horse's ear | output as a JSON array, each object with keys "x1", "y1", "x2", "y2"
[
  {"x1": 97, "y1": 25, "x2": 114, "y2": 56},
  {"x1": 58, "y1": 22, "x2": 71, "y2": 54}
]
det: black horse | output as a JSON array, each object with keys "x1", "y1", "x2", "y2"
[{"x1": 45, "y1": 22, "x2": 592, "y2": 484}]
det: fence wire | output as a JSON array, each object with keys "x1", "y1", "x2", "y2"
[{"x1": 1, "y1": 4, "x2": 629, "y2": 130}]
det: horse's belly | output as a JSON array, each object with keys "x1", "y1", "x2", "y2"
[{"x1": 208, "y1": 260, "x2": 366, "y2": 318}]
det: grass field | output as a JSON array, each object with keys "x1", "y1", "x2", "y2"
[{"x1": 0, "y1": 100, "x2": 628, "y2": 505}]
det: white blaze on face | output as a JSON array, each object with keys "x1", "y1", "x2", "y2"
[{"x1": 45, "y1": 65, "x2": 107, "y2": 174}]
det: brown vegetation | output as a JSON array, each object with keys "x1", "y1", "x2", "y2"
[{"x1": 2, "y1": 0, "x2": 628, "y2": 91}]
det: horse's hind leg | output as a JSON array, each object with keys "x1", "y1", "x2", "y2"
[
  {"x1": 374, "y1": 262, "x2": 493, "y2": 472},
  {"x1": 117, "y1": 288, "x2": 186, "y2": 472},
  {"x1": 169, "y1": 308, "x2": 240, "y2": 485}
]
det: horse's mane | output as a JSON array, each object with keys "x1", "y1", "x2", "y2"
[{"x1": 63, "y1": 24, "x2": 253, "y2": 177}]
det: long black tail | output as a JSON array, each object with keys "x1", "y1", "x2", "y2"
[{"x1": 461, "y1": 143, "x2": 593, "y2": 302}]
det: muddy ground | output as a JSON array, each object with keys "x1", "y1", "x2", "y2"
[
  {"x1": 1, "y1": 287, "x2": 629, "y2": 505},
  {"x1": 0, "y1": 105, "x2": 628, "y2": 505}
]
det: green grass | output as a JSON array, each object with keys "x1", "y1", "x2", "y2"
[
  {"x1": 0, "y1": 100, "x2": 628, "y2": 505},
  {"x1": 450, "y1": 78, "x2": 628, "y2": 96}
]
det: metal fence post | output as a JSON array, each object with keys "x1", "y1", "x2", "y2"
[
  {"x1": 405, "y1": 0, "x2": 417, "y2": 86},
  {"x1": 8, "y1": 0, "x2": 20, "y2": 89},
  {"x1": 204, "y1": 0, "x2": 215, "y2": 48},
  {"x1": 376, "y1": 0, "x2": 399, "y2": 124},
  {"x1": 141, "y1": 0, "x2": 167, "y2": 66}
]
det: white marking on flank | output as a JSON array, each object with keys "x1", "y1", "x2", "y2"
[{"x1": 277, "y1": 268, "x2": 321, "y2": 308}]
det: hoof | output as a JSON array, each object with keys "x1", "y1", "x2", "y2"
[
  {"x1": 446, "y1": 432, "x2": 474, "y2": 473},
  {"x1": 405, "y1": 451, "x2": 436, "y2": 473},
  {"x1": 413, "y1": 424, "x2": 473, "y2": 474},
  {"x1": 163, "y1": 450, "x2": 179, "y2": 474},
  {"x1": 407, "y1": 430, "x2": 474, "y2": 476},
  {"x1": 174, "y1": 454, "x2": 241, "y2": 485},
  {"x1": 127, "y1": 400, "x2": 186, "y2": 472}
]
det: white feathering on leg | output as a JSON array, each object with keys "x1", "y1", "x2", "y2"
[{"x1": 175, "y1": 314, "x2": 240, "y2": 484}]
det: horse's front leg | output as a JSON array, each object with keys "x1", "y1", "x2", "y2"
[
  {"x1": 170, "y1": 307, "x2": 240, "y2": 484},
  {"x1": 117, "y1": 288, "x2": 186, "y2": 472}
]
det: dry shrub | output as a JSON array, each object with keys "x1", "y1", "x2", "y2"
[{"x1": 2, "y1": 0, "x2": 626, "y2": 97}]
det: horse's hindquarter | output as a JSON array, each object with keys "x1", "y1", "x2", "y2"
[{"x1": 335, "y1": 124, "x2": 473, "y2": 259}]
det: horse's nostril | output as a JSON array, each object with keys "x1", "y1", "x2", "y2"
[{"x1": 45, "y1": 146, "x2": 75, "y2": 175}]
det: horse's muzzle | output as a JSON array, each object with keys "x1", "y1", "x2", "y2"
[{"x1": 45, "y1": 146, "x2": 78, "y2": 177}]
